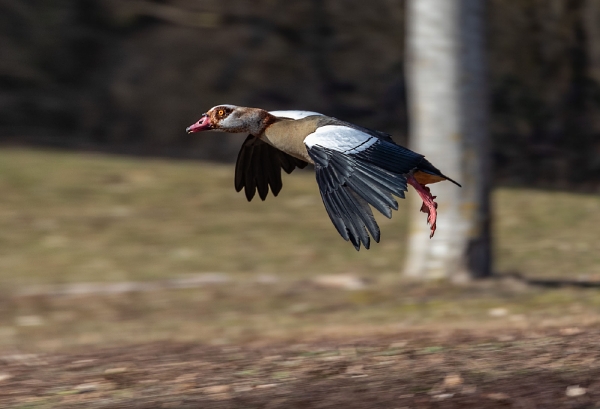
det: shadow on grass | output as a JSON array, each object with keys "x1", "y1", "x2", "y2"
[{"x1": 504, "y1": 271, "x2": 600, "y2": 289}]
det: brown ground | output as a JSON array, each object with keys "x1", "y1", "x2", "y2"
[
  {"x1": 1, "y1": 150, "x2": 599, "y2": 408},
  {"x1": 2, "y1": 327, "x2": 600, "y2": 408}
]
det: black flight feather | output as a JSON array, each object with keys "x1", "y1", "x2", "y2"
[{"x1": 235, "y1": 135, "x2": 308, "y2": 202}]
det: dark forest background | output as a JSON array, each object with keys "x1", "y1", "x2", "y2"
[{"x1": 1, "y1": 0, "x2": 599, "y2": 190}]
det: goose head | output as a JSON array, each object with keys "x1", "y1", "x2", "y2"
[{"x1": 186, "y1": 105, "x2": 273, "y2": 136}]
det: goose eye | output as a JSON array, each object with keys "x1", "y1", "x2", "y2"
[{"x1": 218, "y1": 109, "x2": 225, "y2": 116}]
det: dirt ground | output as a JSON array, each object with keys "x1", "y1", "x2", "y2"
[
  {"x1": 2, "y1": 327, "x2": 600, "y2": 408},
  {"x1": 1, "y1": 151, "x2": 599, "y2": 408}
]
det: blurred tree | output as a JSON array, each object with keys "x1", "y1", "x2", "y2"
[
  {"x1": 0, "y1": 0, "x2": 598, "y2": 189},
  {"x1": 404, "y1": 0, "x2": 491, "y2": 281}
]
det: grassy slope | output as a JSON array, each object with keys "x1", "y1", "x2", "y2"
[
  {"x1": 0, "y1": 148, "x2": 598, "y2": 285},
  {"x1": 0, "y1": 148, "x2": 599, "y2": 350},
  {"x1": 495, "y1": 188, "x2": 600, "y2": 279},
  {"x1": 0, "y1": 148, "x2": 408, "y2": 286}
]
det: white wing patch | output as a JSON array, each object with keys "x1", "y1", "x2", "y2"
[
  {"x1": 304, "y1": 125, "x2": 377, "y2": 154},
  {"x1": 269, "y1": 110, "x2": 323, "y2": 120}
]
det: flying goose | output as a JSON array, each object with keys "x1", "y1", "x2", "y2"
[{"x1": 187, "y1": 105, "x2": 460, "y2": 250}]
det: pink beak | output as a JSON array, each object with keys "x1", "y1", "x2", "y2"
[{"x1": 186, "y1": 114, "x2": 212, "y2": 133}]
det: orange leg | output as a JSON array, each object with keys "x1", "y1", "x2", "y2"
[{"x1": 407, "y1": 174, "x2": 438, "y2": 238}]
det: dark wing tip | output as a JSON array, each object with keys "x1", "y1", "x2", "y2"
[
  {"x1": 258, "y1": 186, "x2": 270, "y2": 201},
  {"x1": 244, "y1": 187, "x2": 256, "y2": 201}
]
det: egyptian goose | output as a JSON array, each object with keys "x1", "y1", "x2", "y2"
[{"x1": 187, "y1": 105, "x2": 460, "y2": 250}]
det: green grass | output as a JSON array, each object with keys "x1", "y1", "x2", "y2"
[
  {"x1": 0, "y1": 147, "x2": 411, "y2": 286},
  {"x1": 495, "y1": 188, "x2": 600, "y2": 279},
  {"x1": 0, "y1": 147, "x2": 599, "y2": 351},
  {"x1": 1, "y1": 147, "x2": 598, "y2": 285}
]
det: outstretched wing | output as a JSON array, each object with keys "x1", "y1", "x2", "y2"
[
  {"x1": 235, "y1": 135, "x2": 308, "y2": 201},
  {"x1": 305, "y1": 125, "x2": 425, "y2": 250},
  {"x1": 308, "y1": 145, "x2": 409, "y2": 250}
]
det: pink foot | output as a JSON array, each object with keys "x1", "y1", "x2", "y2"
[{"x1": 407, "y1": 174, "x2": 438, "y2": 238}]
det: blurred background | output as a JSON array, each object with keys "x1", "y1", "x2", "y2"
[
  {"x1": 2, "y1": 0, "x2": 600, "y2": 188},
  {"x1": 0, "y1": 0, "x2": 599, "y2": 352},
  {"x1": 2, "y1": 2, "x2": 600, "y2": 407}
]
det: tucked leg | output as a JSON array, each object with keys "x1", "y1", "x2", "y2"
[{"x1": 407, "y1": 174, "x2": 438, "y2": 238}]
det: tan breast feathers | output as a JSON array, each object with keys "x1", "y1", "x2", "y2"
[{"x1": 261, "y1": 117, "x2": 320, "y2": 163}]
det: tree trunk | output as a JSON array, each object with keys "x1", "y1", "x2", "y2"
[{"x1": 404, "y1": 0, "x2": 492, "y2": 281}]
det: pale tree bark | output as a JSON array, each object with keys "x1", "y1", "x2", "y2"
[{"x1": 404, "y1": 0, "x2": 491, "y2": 281}]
